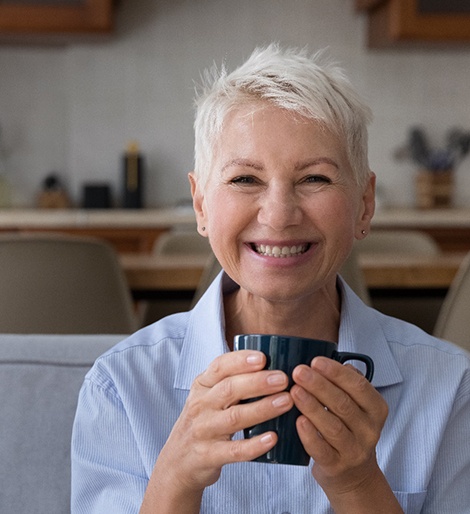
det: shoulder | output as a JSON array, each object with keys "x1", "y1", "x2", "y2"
[
  {"x1": 340, "y1": 283, "x2": 470, "y2": 385},
  {"x1": 83, "y1": 311, "x2": 191, "y2": 394},
  {"x1": 376, "y1": 310, "x2": 470, "y2": 390},
  {"x1": 378, "y1": 309, "x2": 468, "y2": 358}
]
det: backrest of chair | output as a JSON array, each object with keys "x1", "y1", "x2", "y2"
[
  {"x1": 0, "y1": 233, "x2": 137, "y2": 334},
  {"x1": 0, "y1": 334, "x2": 124, "y2": 514},
  {"x1": 142, "y1": 231, "x2": 213, "y2": 324},
  {"x1": 356, "y1": 229, "x2": 440, "y2": 256},
  {"x1": 191, "y1": 253, "x2": 223, "y2": 307},
  {"x1": 433, "y1": 252, "x2": 470, "y2": 351},
  {"x1": 339, "y1": 246, "x2": 371, "y2": 305},
  {"x1": 153, "y1": 230, "x2": 211, "y2": 256}
]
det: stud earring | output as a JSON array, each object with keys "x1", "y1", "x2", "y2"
[{"x1": 361, "y1": 230, "x2": 366, "y2": 235}]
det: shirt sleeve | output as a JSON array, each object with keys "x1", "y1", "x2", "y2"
[
  {"x1": 421, "y1": 370, "x2": 470, "y2": 513},
  {"x1": 71, "y1": 378, "x2": 149, "y2": 514}
]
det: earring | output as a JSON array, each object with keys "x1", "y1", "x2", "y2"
[{"x1": 361, "y1": 230, "x2": 366, "y2": 235}]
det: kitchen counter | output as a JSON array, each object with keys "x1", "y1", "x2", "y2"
[
  {"x1": 0, "y1": 208, "x2": 196, "y2": 229},
  {"x1": 372, "y1": 208, "x2": 470, "y2": 252},
  {"x1": 0, "y1": 207, "x2": 468, "y2": 252},
  {"x1": 0, "y1": 208, "x2": 197, "y2": 253},
  {"x1": 372, "y1": 207, "x2": 470, "y2": 228},
  {"x1": 0, "y1": 206, "x2": 468, "y2": 228}
]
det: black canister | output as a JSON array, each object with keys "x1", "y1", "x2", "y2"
[{"x1": 122, "y1": 141, "x2": 144, "y2": 208}]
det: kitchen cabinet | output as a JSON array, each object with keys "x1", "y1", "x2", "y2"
[
  {"x1": 0, "y1": 0, "x2": 114, "y2": 43},
  {"x1": 356, "y1": 0, "x2": 470, "y2": 48}
]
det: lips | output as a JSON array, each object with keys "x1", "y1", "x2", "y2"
[{"x1": 251, "y1": 243, "x2": 311, "y2": 258}]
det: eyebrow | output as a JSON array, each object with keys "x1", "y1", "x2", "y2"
[
  {"x1": 221, "y1": 158, "x2": 263, "y2": 173},
  {"x1": 221, "y1": 156, "x2": 339, "y2": 174},
  {"x1": 295, "y1": 157, "x2": 339, "y2": 171}
]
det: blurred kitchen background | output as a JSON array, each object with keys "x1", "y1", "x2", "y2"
[{"x1": 1, "y1": 0, "x2": 470, "y2": 209}]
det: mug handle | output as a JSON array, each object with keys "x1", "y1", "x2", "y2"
[{"x1": 334, "y1": 352, "x2": 374, "y2": 382}]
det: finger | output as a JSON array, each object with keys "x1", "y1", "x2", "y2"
[
  {"x1": 197, "y1": 350, "x2": 266, "y2": 389},
  {"x1": 291, "y1": 364, "x2": 387, "y2": 453},
  {"x1": 309, "y1": 358, "x2": 387, "y2": 420},
  {"x1": 197, "y1": 368, "x2": 290, "y2": 413},
  {"x1": 199, "y1": 391, "x2": 294, "y2": 438},
  {"x1": 295, "y1": 365, "x2": 362, "y2": 426},
  {"x1": 293, "y1": 362, "x2": 360, "y2": 412},
  {"x1": 292, "y1": 363, "x2": 378, "y2": 436},
  {"x1": 208, "y1": 431, "x2": 279, "y2": 466},
  {"x1": 295, "y1": 414, "x2": 339, "y2": 467},
  {"x1": 291, "y1": 381, "x2": 355, "y2": 451},
  {"x1": 293, "y1": 385, "x2": 378, "y2": 475},
  {"x1": 344, "y1": 363, "x2": 363, "y2": 375}
]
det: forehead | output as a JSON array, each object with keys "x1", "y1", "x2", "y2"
[
  {"x1": 222, "y1": 101, "x2": 315, "y2": 132},
  {"x1": 213, "y1": 102, "x2": 346, "y2": 163}
]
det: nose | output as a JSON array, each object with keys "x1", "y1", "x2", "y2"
[{"x1": 257, "y1": 183, "x2": 302, "y2": 231}]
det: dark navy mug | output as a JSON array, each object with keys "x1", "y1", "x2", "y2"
[{"x1": 234, "y1": 334, "x2": 374, "y2": 466}]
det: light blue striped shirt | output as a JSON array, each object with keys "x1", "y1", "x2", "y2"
[{"x1": 71, "y1": 273, "x2": 470, "y2": 513}]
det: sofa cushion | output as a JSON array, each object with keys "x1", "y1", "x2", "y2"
[{"x1": 0, "y1": 334, "x2": 125, "y2": 514}]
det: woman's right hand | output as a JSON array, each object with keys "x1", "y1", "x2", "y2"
[{"x1": 140, "y1": 350, "x2": 294, "y2": 513}]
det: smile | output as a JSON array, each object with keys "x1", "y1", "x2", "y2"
[{"x1": 251, "y1": 243, "x2": 310, "y2": 258}]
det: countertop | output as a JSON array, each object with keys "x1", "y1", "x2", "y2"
[
  {"x1": 0, "y1": 207, "x2": 197, "y2": 228},
  {"x1": 372, "y1": 207, "x2": 470, "y2": 228},
  {"x1": 0, "y1": 207, "x2": 468, "y2": 229}
]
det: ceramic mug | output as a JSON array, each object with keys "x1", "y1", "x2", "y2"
[{"x1": 234, "y1": 334, "x2": 374, "y2": 466}]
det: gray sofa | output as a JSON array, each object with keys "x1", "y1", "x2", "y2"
[{"x1": 0, "y1": 334, "x2": 126, "y2": 514}]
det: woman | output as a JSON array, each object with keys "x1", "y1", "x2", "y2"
[{"x1": 72, "y1": 45, "x2": 470, "y2": 514}]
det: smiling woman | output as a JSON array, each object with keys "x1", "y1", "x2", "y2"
[
  {"x1": 71, "y1": 44, "x2": 470, "y2": 514},
  {"x1": 189, "y1": 103, "x2": 373, "y2": 326}
]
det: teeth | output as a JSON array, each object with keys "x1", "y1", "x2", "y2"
[{"x1": 254, "y1": 244, "x2": 308, "y2": 258}]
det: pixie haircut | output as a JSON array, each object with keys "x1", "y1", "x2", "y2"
[{"x1": 193, "y1": 43, "x2": 372, "y2": 188}]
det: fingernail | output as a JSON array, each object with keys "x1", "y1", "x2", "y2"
[
  {"x1": 272, "y1": 394, "x2": 290, "y2": 408},
  {"x1": 246, "y1": 353, "x2": 263, "y2": 365},
  {"x1": 312, "y1": 357, "x2": 328, "y2": 371},
  {"x1": 260, "y1": 433, "x2": 274, "y2": 445},
  {"x1": 293, "y1": 386, "x2": 308, "y2": 401},
  {"x1": 267, "y1": 372, "x2": 286, "y2": 386},
  {"x1": 295, "y1": 365, "x2": 309, "y2": 380}
]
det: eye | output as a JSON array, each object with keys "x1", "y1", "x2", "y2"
[
  {"x1": 302, "y1": 175, "x2": 331, "y2": 184},
  {"x1": 230, "y1": 175, "x2": 258, "y2": 185}
]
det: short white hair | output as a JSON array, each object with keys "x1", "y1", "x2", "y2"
[{"x1": 193, "y1": 43, "x2": 372, "y2": 188}]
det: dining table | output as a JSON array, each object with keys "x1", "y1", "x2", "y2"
[
  {"x1": 358, "y1": 252, "x2": 465, "y2": 289},
  {"x1": 120, "y1": 251, "x2": 466, "y2": 297},
  {"x1": 120, "y1": 253, "x2": 210, "y2": 297}
]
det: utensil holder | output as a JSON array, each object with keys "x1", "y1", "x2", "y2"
[{"x1": 415, "y1": 170, "x2": 453, "y2": 209}]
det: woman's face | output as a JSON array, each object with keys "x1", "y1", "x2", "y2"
[{"x1": 190, "y1": 103, "x2": 374, "y2": 304}]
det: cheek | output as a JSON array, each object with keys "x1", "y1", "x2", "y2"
[
  {"x1": 314, "y1": 196, "x2": 359, "y2": 257},
  {"x1": 317, "y1": 193, "x2": 358, "y2": 228},
  {"x1": 207, "y1": 189, "x2": 255, "y2": 228},
  {"x1": 205, "y1": 193, "x2": 246, "y2": 247}
]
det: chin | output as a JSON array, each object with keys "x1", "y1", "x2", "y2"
[{"x1": 243, "y1": 282, "x2": 316, "y2": 304}]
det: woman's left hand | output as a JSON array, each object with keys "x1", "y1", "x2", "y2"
[{"x1": 291, "y1": 356, "x2": 390, "y2": 506}]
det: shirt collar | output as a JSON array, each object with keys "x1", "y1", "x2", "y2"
[
  {"x1": 174, "y1": 271, "x2": 228, "y2": 390},
  {"x1": 337, "y1": 277, "x2": 403, "y2": 388},
  {"x1": 175, "y1": 273, "x2": 402, "y2": 390}
]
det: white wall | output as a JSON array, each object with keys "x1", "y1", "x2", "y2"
[{"x1": 1, "y1": 0, "x2": 470, "y2": 208}]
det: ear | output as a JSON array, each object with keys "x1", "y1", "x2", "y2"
[
  {"x1": 188, "y1": 172, "x2": 208, "y2": 237},
  {"x1": 355, "y1": 172, "x2": 376, "y2": 240}
]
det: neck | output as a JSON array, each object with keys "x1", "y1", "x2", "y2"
[{"x1": 224, "y1": 284, "x2": 341, "y2": 349}]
